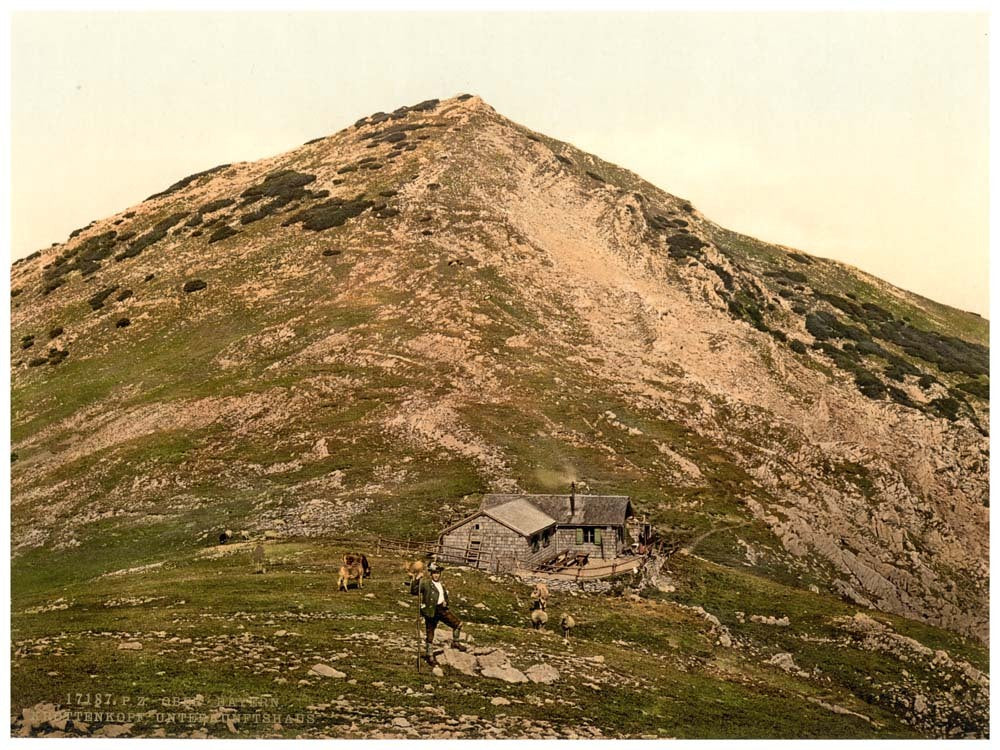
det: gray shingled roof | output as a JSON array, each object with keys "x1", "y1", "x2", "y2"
[
  {"x1": 483, "y1": 499, "x2": 557, "y2": 536},
  {"x1": 482, "y1": 493, "x2": 632, "y2": 527}
]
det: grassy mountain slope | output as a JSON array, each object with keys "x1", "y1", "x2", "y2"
[{"x1": 10, "y1": 95, "x2": 989, "y2": 738}]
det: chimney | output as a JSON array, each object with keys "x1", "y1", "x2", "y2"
[{"x1": 570, "y1": 481, "x2": 576, "y2": 517}]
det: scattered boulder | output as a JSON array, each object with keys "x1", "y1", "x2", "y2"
[
  {"x1": 309, "y1": 663, "x2": 346, "y2": 679},
  {"x1": 525, "y1": 663, "x2": 560, "y2": 684},
  {"x1": 116, "y1": 318, "x2": 131, "y2": 328},
  {"x1": 437, "y1": 646, "x2": 478, "y2": 676},
  {"x1": 118, "y1": 641, "x2": 143, "y2": 650},
  {"x1": 183, "y1": 279, "x2": 208, "y2": 293}
]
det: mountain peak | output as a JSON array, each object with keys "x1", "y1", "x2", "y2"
[{"x1": 11, "y1": 93, "x2": 989, "y2": 647}]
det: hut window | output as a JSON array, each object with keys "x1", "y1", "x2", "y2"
[
  {"x1": 543, "y1": 530, "x2": 551, "y2": 548},
  {"x1": 580, "y1": 528, "x2": 596, "y2": 544},
  {"x1": 473, "y1": 524, "x2": 480, "y2": 530}
]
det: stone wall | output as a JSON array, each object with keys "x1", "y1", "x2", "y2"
[
  {"x1": 439, "y1": 514, "x2": 531, "y2": 569},
  {"x1": 553, "y1": 526, "x2": 621, "y2": 560}
]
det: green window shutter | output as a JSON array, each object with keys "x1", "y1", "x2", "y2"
[
  {"x1": 594, "y1": 528, "x2": 602, "y2": 545},
  {"x1": 576, "y1": 528, "x2": 584, "y2": 545}
]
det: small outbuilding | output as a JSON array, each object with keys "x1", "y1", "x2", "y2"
[{"x1": 437, "y1": 486, "x2": 634, "y2": 571}]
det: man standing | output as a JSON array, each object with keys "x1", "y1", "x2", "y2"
[{"x1": 418, "y1": 562, "x2": 464, "y2": 665}]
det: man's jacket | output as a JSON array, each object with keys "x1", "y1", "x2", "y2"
[{"x1": 418, "y1": 577, "x2": 450, "y2": 619}]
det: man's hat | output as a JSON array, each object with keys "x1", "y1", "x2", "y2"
[{"x1": 427, "y1": 562, "x2": 443, "y2": 573}]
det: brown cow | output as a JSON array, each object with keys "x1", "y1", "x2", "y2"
[
  {"x1": 343, "y1": 552, "x2": 372, "y2": 578},
  {"x1": 338, "y1": 562, "x2": 364, "y2": 591}
]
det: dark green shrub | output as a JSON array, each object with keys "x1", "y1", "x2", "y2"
[
  {"x1": 186, "y1": 213, "x2": 204, "y2": 227},
  {"x1": 183, "y1": 279, "x2": 207, "y2": 293},
  {"x1": 115, "y1": 212, "x2": 187, "y2": 261},
  {"x1": 666, "y1": 233, "x2": 707, "y2": 260},
  {"x1": 146, "y1": 163, "x2": 230, "y2": 201},
  {"x1": 805, "y1": 310, "x2": 869, "y2": 342},
  {"x1": 43, "y1": 278, "x2": 66, "y2": 295},
  {"x1": 241, "y1": 170, "x2": 316, "y2": 202},
  {"x1": 422, "y1": 230, "x2": 433, "y2": 236},
  {"x1": 457, "y1": 94, "x2": 473, "y2": 101},
  {"x1": 765, "y1": 268, "x2": 807, "y2": 284},
  {"x1": 48, "y1": 327, "x2": 63, "y2": 339},
  {"x1": 337, "y1": 165, "x2": 357, "y2": 174},
  {"x1": 427, "y1": 183, "x2": 441, "y2": 190},
  {"x1": 927, "y1": 396, "x2": 960, "y2": 421},
  {"x1": 866, "y1": 318, "x2": 988, "y2": 377},
  {"x1": 413, "y1": 98, "x2": 440, "y2": 110},
  {"x1": 284, "y1": 198, "x2": 374, "y2": 231},
  {"x1": 585, "y1": 170, "x2": 606, "y2": 183},
  {"x1": 554, "y1": 154, "x2": 573, "y2": 166},
  {"x1": 304, "y1": 136, "x2": 325, "y2": 145},
  {"x1": 854, "y1": 370, "x2": 886, "y2": 400},
  {"x1": 379, "y1": 189, "x2": 398, "y2": 197},
  {"x1": 116, "y1": 318, "x2": 131, "y2": 328},
  {"x1": 527, "y1": 133, "x2": 541, "y2": 142},
  {"x1": 208, "y1": 225, "x2": 239, "y2": 243},
  {"x1": 144, "y1": 273, "x2": 155, "y2": 282},
  {"x1": 27, "y1": 357, "x2": 47, "y2": 367},
  {"x1": 787, "y1": 252, "x2": 812, "y2": 264},
  {"x1": 770, "y1": 329, "x2": 788, "y2": 342},
  {"x1": 69, "y1": 222, "x2": 94, "y2": 239},
  {"x1": 887, "y1": 386, "x2": 916, "y2": 407},
  {"x1": 117, "y1": 289, "x2": 132, "y2": 302},
  {"x1": 200, "y1": 198, "x2": 236, "y2": 214},
  {"x1": 20, "y1": 335, "x2": 34, "y2": 350},
  {"x1": 918, "y1": 374, "x2": 935, "y2": 389},
  {"x1": 789, "y1": 339, "x2": 807, "y2": 354},
  {"x1": 322, "y1": 249, "x2": 341, "y2": 257},
  {"x1": 955, "y1": 379, "x2": 989, "y2": 399},
  {"x1": 88, "y1": 285, "x2": 119, "y2": 311},
  {"x1": 11, "y1": 288, "x2": 22, "y2": 298}
]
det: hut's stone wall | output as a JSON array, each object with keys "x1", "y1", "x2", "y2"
[
  {"x1": 554, "y1": 526, "x2": 621, "y2": 560},
  {"x1": 439, "y1": 515, "x2": 532, "y2": 568},
  {"x1": 439, "y1": 511, "x2": 629, "y2": 571}
]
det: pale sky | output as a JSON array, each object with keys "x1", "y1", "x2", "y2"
[{"x1": 9, "y1": 12, "x2": 989, "y2": 317}]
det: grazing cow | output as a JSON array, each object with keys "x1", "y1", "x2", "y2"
[
  {"x1": 338, "y1": 562, "x2": 364, "y2": 591},
  {"x1": 531, "y1": 582, "x2": 550, "y2": 609},
  {"x1": 218, "y1": 529, "x2": 232, "y2": 545},
  {"x1": 560, "y1": 613, "x2": 576, "y2": 638},
  {"x1": 343, "y1": 553, "x2": 372, "y2": 579}
]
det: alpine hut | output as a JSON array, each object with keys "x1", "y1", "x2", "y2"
[{"x1": 437, "y1": 485, "x2": 634, "y2": 571}]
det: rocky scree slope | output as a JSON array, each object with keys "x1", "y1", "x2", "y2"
[{"x1": 10, "y1": 95, "x2": 988, "y2": 645}]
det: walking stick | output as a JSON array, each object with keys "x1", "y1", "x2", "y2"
[{"x1": 416, "y1": 607, "x2": 423, "y2": 673}]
